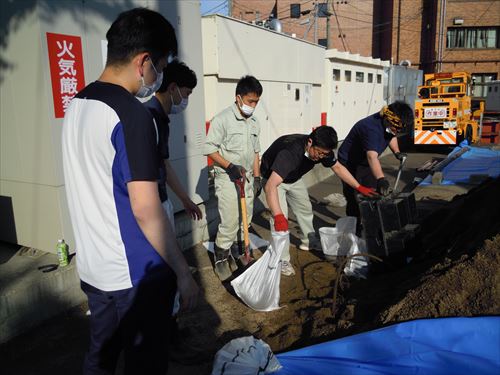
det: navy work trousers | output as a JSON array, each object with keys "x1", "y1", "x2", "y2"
[{"x1": 81, "y1": 272, "x2": 176, "y2": 375}]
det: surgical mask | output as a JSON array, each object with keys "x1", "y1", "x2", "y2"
[
  {"x1": 238, "y1": 95, "x2": 255, "y2": 117},
  {"x1": 170, "y1": 86, "x2": 189, "y2": 114},
  {"x1": 136, "y1": 59, "x2": 163, "y2": 98}
]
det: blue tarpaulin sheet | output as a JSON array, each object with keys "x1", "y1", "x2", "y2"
[
  {"x1": 421, "y1": 143, "x2": 500, "y2": 185},
  {"x1": 276, "y1": 317, "x2": 500, "y2": 375}
]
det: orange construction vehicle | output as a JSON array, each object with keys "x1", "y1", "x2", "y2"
[{"x1": 414, "y1": 72, "x2": 484, "y2": 146}]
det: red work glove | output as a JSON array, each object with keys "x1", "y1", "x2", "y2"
[
  {"x1": 356, "y1": 185, "x2": 379, "y2": 197},
  {"x1": 274, "y1": 214, "x2": 288, "y2": 232}
]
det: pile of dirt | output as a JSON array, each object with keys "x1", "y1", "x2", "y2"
[{"x1": 178, "y1": 177, "x2": 500, "y2": 360}]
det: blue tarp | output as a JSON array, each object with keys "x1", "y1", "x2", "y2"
[
  {"x1": 276, "y1": 317, "x2": 500, "y2": 375},
  {"x1": 421, "y1": 142, "x2": 500, "y2": 185}
]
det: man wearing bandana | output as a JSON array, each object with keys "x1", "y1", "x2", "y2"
[{"x1": 338, "y1": 101, "x2": 414, "y2": 219}]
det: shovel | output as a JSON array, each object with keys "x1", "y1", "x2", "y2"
[
  {"x1": 393, "y1": 154, "x2": 407, "y2": 193},
  {"x1": 234, "y1": 177, "x2": 252, "y2": 267}
]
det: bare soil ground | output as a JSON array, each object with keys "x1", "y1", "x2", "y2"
[{"x1": 1, "y1": 158, "x2": 499, "y2": 375}]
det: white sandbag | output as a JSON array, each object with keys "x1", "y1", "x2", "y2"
[
  {"x1": 319, "y1": 216, "x2": 357, "y2": 258},
  {"x1": 211, "y1": 336, "x2": 282, "y2": 375},
  {"x1": 230, "y1": 231, "x2": 289, "y2": 312},
  {"x1": 344, "y1": 235, "x2": 368, "y2": 279}
]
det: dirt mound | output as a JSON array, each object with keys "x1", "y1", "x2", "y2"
[{"x1": 180, "y1": 177, "x2": 500, "y2": 359}]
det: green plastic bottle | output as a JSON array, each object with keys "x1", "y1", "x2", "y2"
[{"x1": 57, "y1": 239, "x2": 69, "y2": 267}]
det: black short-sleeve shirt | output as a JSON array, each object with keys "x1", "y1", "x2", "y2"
[{"x1": 260, "y1": 134, "x2": 337, "y2": 184}]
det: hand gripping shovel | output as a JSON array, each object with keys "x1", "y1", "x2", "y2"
[{"x1": 234, "y1": 177, "x2": 252, "y2": 267}]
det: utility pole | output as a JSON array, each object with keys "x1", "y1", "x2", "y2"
[
  {"x1": 314, "y1": 2, "x2": 318, "y2": 44},
  {"x1": 326, "y1": 0, "x2": 331, "y2": 48}
]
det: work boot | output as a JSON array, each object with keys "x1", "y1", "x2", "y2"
[{"x1": 213, "y1": 245, "x2": 232, "y2": 282}]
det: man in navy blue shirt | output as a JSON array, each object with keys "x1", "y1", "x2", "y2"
[
  {"x1": 338, "y1": 101, "x2": 414, "y2": 219},
  {"x1": 144, "y1": 59, "x2": 202, "y2": 226}
]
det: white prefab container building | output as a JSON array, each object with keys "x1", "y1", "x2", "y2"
[
  {"x1": 324, "y1": 50, "x2": 390, "y2": 140},
  {"x1": 0, "y1": 0, "x2": 208, "y2": 253},
  {"x1": 202, "y1": 15, "x2": 326, "y2": 152}
]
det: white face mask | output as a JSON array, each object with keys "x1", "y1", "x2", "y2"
[
  {"x1": 136, "y1": 59, "x2": 163, "y2": 98},
  {"x1": 170, "y1": 86, "x2": 189, "y2": 114},
  {"x1": 238, "y1": 95, "x2": 255, "y2": 117}
]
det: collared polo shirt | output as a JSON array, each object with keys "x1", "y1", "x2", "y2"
[
  {"x1": 204, "y1": 103, "x2": 260, "y2": 173},
  {"x1": 62, "y1": 81, "x2": 168, "y2": 292}
]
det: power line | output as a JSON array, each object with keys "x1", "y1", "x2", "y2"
[{"x1": 202, "y1": 0, "x2": 228, "y2": 16}]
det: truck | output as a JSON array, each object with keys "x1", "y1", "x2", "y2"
[{"x1": 413, "y1": 72, "x2": 483, "y2": 146}]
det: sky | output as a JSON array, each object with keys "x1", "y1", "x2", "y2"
[{"x1": 200, "y1": 0, "x2": 229, "y2": 16}]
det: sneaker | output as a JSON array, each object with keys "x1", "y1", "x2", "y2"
[
  {"x1": 299, "y1": 239, "x2": 322, "y2": 252},
  {"x1": 281, "y1": 260, "x2": 296, "y2": 276}
]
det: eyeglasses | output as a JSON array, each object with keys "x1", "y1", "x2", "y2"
[{"x1": 313, "y1": 146, "x2": 332, "y2": 158}]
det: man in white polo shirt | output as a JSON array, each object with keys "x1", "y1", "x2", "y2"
[{"x1": 62, "y1": 8, "x2": 198, "y2": 374}]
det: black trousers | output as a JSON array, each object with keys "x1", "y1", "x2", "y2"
[
  {"x1": 81, "y1": 271, "x2": 176, "y2": 375},
  {"x1": 341, "y1": 163, "x2": 378, "y2": 219}
]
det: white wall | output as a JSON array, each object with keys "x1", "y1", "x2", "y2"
[
  {"x1": 323, "y1": 50, "x2": 390, "y2": 140},
  {"x1": 0, "y1": 0, "x2": 207, "y2": 252},
  {"x1": 202, "y1": 15, "x2": 325, "y2": 150}
]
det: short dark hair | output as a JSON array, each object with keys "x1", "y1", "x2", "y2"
[
  {"x1": 236, "y1": 75, "x2": 263, "y2": 97},
  {"x1": 387, "y1": 101, "x2": 414, "y2": 130},
  {"x1": 158, "y1": 59, "x2": 197, "y2": 93},
  {"x1": 106, "y1": 8, "x2": 177, "y2": 66},
  {"x1": 309, "y1": 126, "x2": 338, "y2": 150}
]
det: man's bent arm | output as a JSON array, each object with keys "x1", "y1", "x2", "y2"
[
  {"x1": 264, "y1": 171, "x2": 284, "y2": 216},
  {"x1": 366, "y1": 150, "x2": 385, "y2": 179},
  {"x1": 128, "y1": 180, "x2": 198, "y2": 310},
  {"x1": 207, "y1": 151, "x2": 231, "y2": 169},
  {"x1": 388, "y1": 137, "x2": 400, "y2": 154},
  {"x1": 332, "y1": 161, "x2": 361, "y2": 189}
]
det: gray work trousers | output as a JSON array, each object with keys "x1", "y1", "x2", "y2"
[
  {"x1": 273, "y1": 178, "x2": 315, "y2": 262},
  {"x1": 214, "y1": 172, "x2": 254, "y2": 250}
]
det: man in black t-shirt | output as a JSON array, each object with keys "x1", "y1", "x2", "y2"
[{"x1": 261, "y1": 126, "x2": 377, "y2": 276}]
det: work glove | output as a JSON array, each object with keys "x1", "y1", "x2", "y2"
[
  {"x1": 225, "y1": 163, "x2": 246, "y2": 182},
  {"x1": 253, "y1": 176, "x2": 263, "y2": 197},
  {"x1": 394, "y1": 152, "x2": 407, "y2": 162},
  {"x1": 273, "y1": 214, "x2": 288, "y2": 232},
  {"x1": 356, "y1": 185, "x2": 379, "y2": 197},
  {"x1": 376, "y1": 177, "x2": 391, "y2": 196}
]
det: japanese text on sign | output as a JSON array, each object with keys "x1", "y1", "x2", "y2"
[{"x1": 47, "y1": 33, "x2": 85, "y2": 118}]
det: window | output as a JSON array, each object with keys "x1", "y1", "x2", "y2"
[
  {"x1": 318, "y1": 3, "x2": 330, "y2": 17},
  {"x1": 472, "y1": 73, "x2": 497, "y2": 97},
  {"x1": 377, "y1": 74, "x2": 382, "y2": 84},
  {"x1": 368, "y1": 73, "x2": 373, "y2": 83},
  {"x1": 290, "y1": 3, "x2": 301, "y2": 18},
  {"x1": 345, "y1": 70, "x2": 352, "y2": 82},
  {"x1": 446, "y1": 27, "x2": 498, "y2": 49},
  {"x1": 318, "y1": 38, "x2": 327, "y2": 47},
  {"x1": 295, "y1": 88, "x2": 300, "y2": 101},
  {"x1": 333, "y1": 69, "x2": 341, "y2": 81},
  {"x1": 356, "y1": 72, "x2": 364, "y2": 82}
]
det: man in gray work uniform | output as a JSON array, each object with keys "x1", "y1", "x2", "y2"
[{"x1": 204, "y1": 75, "x2": 263, "y2": 281}]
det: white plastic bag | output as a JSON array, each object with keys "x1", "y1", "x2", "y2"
[
  {"x1": 344, "y1": 235, "x2": 368, "y2": 279},
  {"x1": 211, "y1": 336, "x2": 282, "y2": 375},
  {"x1": 231, "y1": 231, "x2": 289, "y2": 312},
  {"x1": 319, "y1": 216, "x2": 357, "y2": 258}
]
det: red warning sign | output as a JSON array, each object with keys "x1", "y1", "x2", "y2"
[{"x1": 46, "y1": 32, "x2": 86, "y2": 118}]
